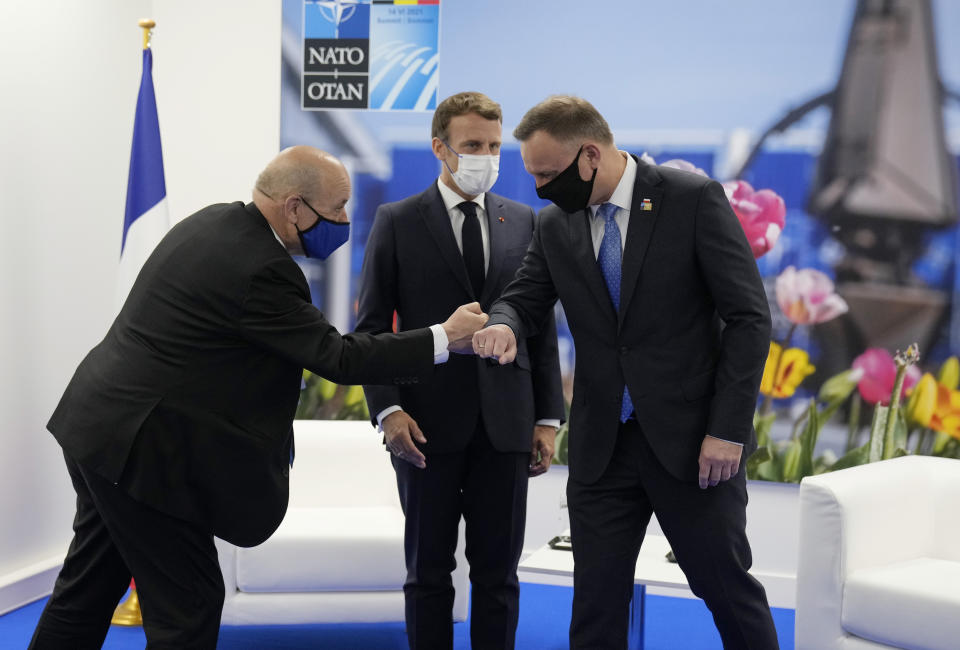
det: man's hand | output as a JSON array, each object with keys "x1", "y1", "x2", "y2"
[
  {"x1": 383, "y1": 410, "x2": 427, "y2": 469},
  {"x1": 529, "y1": 425, "x2": 557, "y2": 477},
  {"x1": 697, "y1": 436, "x2": 743, "y2": 489},
  {"x1": 472, "y1": 324, "x2": 517, "y2": 365},
  {"x1": 443, "y1": 302, "x2": 488, "y2": 354}
]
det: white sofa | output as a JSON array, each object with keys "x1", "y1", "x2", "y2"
[
  {"x1": 796, "y1": 455, "x2": 960, "y2": 650},
  {"x1": 217, "y1": 420, "x2": 469, "y2": 625}
]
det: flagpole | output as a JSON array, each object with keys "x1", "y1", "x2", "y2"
[
  {"x1": 111, "y1": 21, "x2": 155, "y2": 625},
  {"x1": 139, "y1": 18, "x2": 155, "y2": 50}
]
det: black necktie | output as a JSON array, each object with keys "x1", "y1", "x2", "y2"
[{"x1": 459, "y1": 201, "x2": 484, "y2": 297}]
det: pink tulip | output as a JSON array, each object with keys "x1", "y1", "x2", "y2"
[
  {"x1": 852, "y1": 348, "x2": 922, "y2": 405},
  {"x1": 775, "y1": 266, "x2": 849, "y2": 325},
  {"x1": 722, "y1": 180, "x2": 786, "y2": 258},
  {"x1": 660, "y1": 159, "x2": 709, "y2": 177}
]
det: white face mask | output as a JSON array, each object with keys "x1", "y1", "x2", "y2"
[{"x1": 444, "y1": 143, "x2": 499, "y2": 196}]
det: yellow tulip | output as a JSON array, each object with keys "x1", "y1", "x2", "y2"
[
  {"x1": 933, "y1": 386, "x2": 960, "y2": 440},
  {"x1": 937, "y1": 357, "x2": 960, "y2": 390},
  {"x1": 906, "y1": 373, "x2": 960, "y2": 441},
  {"x1": 760, "y1": 342, "x2": 816, "y2": 399},
  {"x1": 906, "y1": 373, "x2": 937, "y2": 427}
]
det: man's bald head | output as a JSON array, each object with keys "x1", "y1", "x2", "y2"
[
  {"x1": 253, "y1": 146, "x2": 352, "y2": 255},
  {"x1": 255, "y1": 146, "x2": 346, "y2": 204}
]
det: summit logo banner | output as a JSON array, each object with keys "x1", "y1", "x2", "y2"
[{"x1": 302, "y1": 0, "x2": 440, "y2": 111}]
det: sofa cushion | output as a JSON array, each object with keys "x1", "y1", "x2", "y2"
[
  {"x1": 842, "y1": 557, "x2": 960, "y2": 650},
  {"x1": 236, "y1": 506, "x2": 406, "y2": 592}
]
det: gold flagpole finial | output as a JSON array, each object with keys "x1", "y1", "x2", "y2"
[{"x1": 138, "y1": 19, "x2": 156, "y2": 50}]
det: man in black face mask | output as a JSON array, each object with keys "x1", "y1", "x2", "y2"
[
  {"x1": 473, "y1": 97, "x2": 780, "y2": 649},
  {"x1": 30, "y1": 146, "x2": 489, "y2": 650}
]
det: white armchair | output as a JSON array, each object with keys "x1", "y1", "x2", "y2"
[
  {"x1": 796, "y1": 455, "x2": 960, "y2": 650},
  {"x1": 217, "y1": 420, "x2": 469, "y2": 625}
]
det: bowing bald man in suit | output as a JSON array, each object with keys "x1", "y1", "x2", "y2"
[
  {"x1": 473, "y1": 96, "x2": 780, "y2": 649},
  {"x1": 356, "y1": 92, "x2": 564, "y2": 650},
  {"x1": 31, "y1": 146, "x2": 488, "y2": 650}
]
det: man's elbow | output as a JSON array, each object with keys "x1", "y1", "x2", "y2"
[{"x1": 758, "y1": 306, "x2": 772, "y2": 340}]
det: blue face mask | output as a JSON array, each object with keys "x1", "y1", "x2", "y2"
[{"x1": 296, "y1": 196, "x2": 350, "y2": 259}]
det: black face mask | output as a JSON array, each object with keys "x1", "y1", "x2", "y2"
[{"x1": 536, "y1": 145, "x2": 597, "y2": 213}]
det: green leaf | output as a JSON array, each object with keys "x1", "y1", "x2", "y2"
[
  {"x1": 817, "y1": 369, "x2": 860, "y2": 404},
  {"x1": 868, "y1": 405, "x2": 889, "y2": 463},
  {"x1": 813, "y1": 450, "x2": 838, "y2": 474},
  {"x1": 343, "y1": 384, "x2": 365, "y2": 408},
  {"x1": 753, "y1": 411, "x2": 776, "y2": 448},
  {"x1": 934, "y1": 437, "x2": 960, "y2": 459},
  {"x1": 880, "y1": 406, "x2": 910, "y2": 460},
  {"x1": 818, "y1": 398, "x2": 845, "y2": 427},
  {"x1": 755, "y1": 459, "x2": 783, "y2": 482},
  {"x1": 933, "y1": 431, "x2": 952, "y2": 455},
  {"x1": 892, "y1": 411, "x2": 908, "y2": 454},
  {"x1": 553, "y1": 425, "x2": 569, "y2": 465},
  {"x1": 830, "y1": 442, "x2": 870, "y2": 471},
  {"x1": 745, "y1": 446, "x2": 772, "y2": 480},
  {"x1": 781, "y1": 439, "x2": 804, "y2": 483},
  {"x1": 893, "y1": 447, "x2": 910, "y2": 458},
  {"x1": 797, "y1": 399, "x2": 820, "y2": 480},
  {"x1": 318, "y1": 378, "x2": 337, "y2": 401}
]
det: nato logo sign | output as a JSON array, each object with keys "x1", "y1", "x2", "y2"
[{"x1": 302, "y1": 0, "x2": 440, "y2": 111}]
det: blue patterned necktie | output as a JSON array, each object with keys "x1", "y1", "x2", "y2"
[{"x1": 597, "y1": 202, "x2": 634, "y2": 423}]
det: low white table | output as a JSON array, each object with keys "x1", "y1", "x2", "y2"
[{"x1": 520, "y1": 533, "x2": 688, "y2": 650}]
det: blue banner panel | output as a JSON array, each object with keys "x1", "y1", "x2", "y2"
[{"x1": 301, "y1": 0, "x2": 439, "y2": 111}]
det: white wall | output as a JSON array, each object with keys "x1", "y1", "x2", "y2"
[
  {"x1": 0, "y1": 0, "x2": 281, "y2": 612},
  {"x1": 151, "y1": 0, "x2": 281, "y2": 221}
]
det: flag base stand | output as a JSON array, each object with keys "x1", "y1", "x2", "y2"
[{"x1": 111, "y1": 589, "x2": 143, "y2": 626}]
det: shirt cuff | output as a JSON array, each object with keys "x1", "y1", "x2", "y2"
[
  {"x1": 376, "y1": 405, "x2": 403, "y2": 431},
  {"x1": 706, "y1": 434, "x2": 743, "y2": 446},
  {"x1": 536, "y1": 419, "x2": 561, "y2": 429},
  {"x1": 429, "y1": 324, "x2": 449, "y2": 364}
]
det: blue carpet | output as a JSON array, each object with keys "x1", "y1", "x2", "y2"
[{"x1": 1, "y1": 583, "x2": 794, "y2": 649}]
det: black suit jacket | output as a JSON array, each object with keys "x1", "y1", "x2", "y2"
[
  {"x1": 356, "y1": 183, "x2": 564, "y2": 453},
  {"x1": 48, "y1": 202, "x2": 433, "y2": 547},
  {"x1": 488, "y1": 159, "x2": 771, "y2": 483}
]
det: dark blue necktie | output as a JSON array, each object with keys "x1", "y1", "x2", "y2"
[
  {"x1": 458, "y1": 201, "x2": 484, "y2": 298},
  {"x1": 597, "y1": 202, "x2": 634, "y2": 423}
]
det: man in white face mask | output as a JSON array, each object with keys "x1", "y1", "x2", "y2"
[{"x1": 356, "y1": 92, "x2": 564, "y2": 650}]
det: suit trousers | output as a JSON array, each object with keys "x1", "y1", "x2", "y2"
[
  {"x1": 29, "y1": 452, "x2": 223, "y2": 650},
  {"x1": 567, "y1": 420, "x2": 779, "y2": 650},
  {"x1": 392, "y1": 420, "x2": 529, "y2": 650}
]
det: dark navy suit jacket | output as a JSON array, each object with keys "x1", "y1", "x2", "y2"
[
  {"x1": 356, "y1": 183, "x2": 564, "y2": 453},
  {"x1": 488, "y1": 159, "x2": 771, "y2": 483}
]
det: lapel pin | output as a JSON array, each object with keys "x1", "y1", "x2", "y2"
[
  {"x1": 641, "y1": 198, "x2": 653, "y2": 211},
  {"x1": 498, "y1": 217, "x2": 505, "y2": 222}
]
